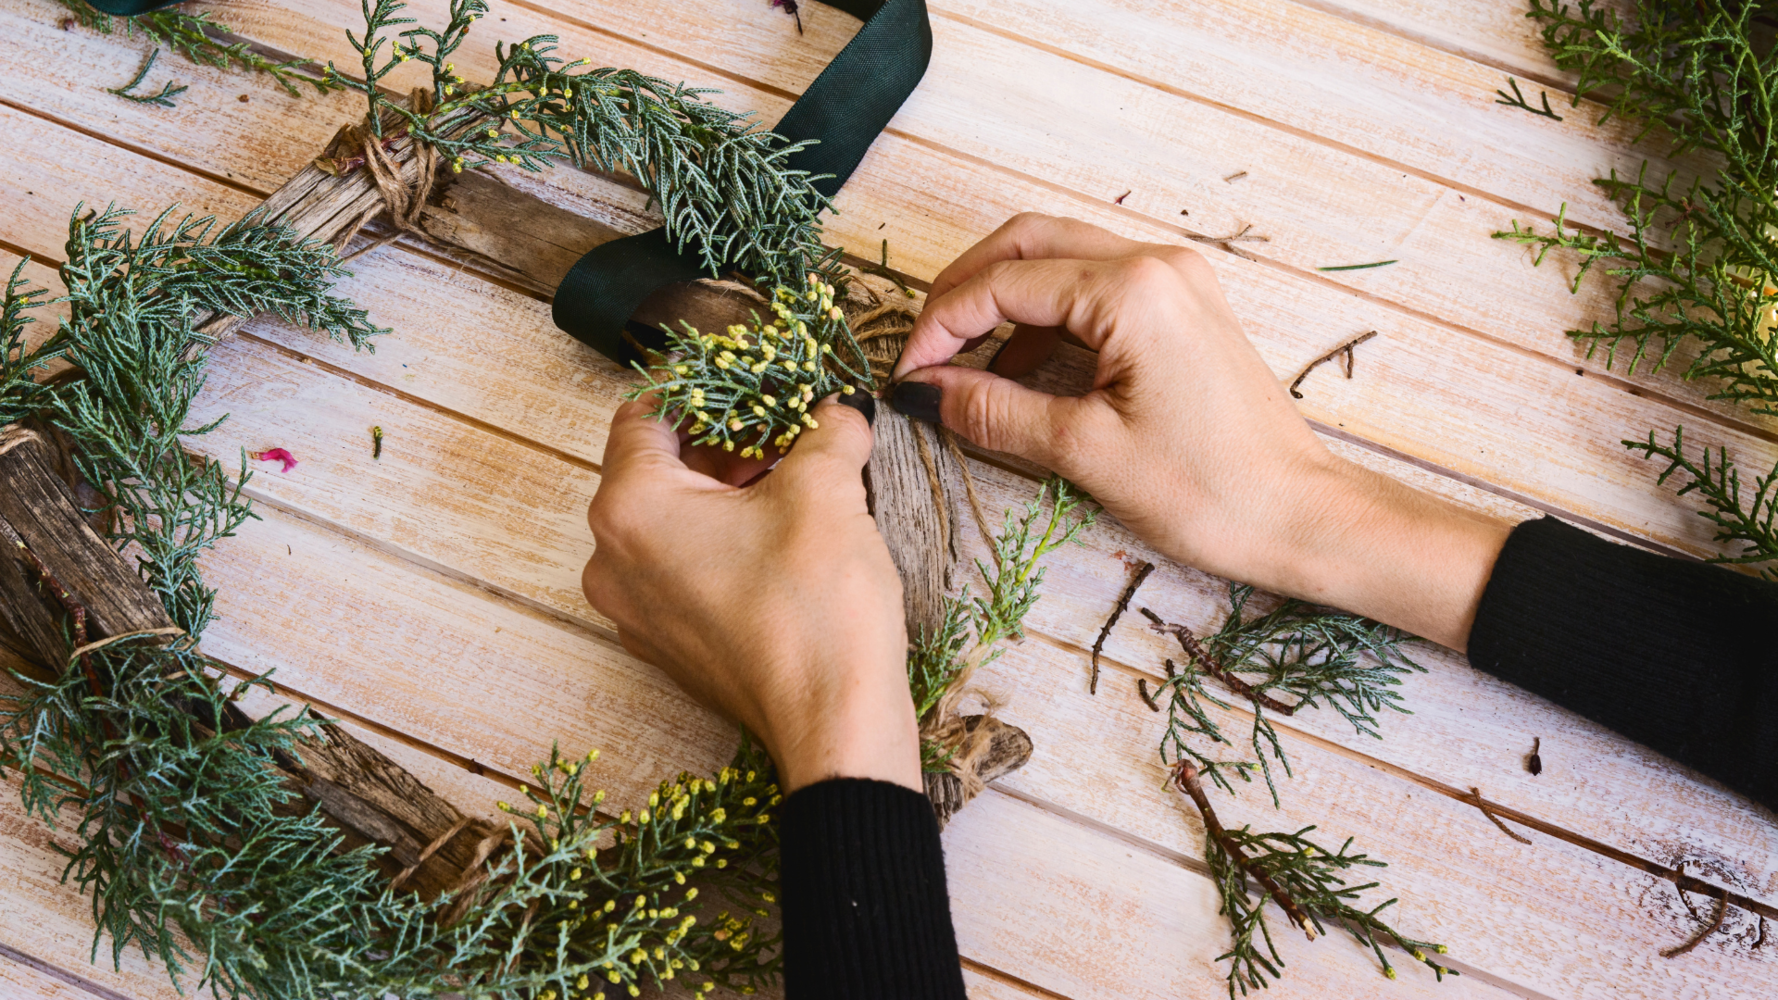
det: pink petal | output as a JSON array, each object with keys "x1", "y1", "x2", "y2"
[{"x1": 250, "y1": 448, "x2": 299, "y2": 473}]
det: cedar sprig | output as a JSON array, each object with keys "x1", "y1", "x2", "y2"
[
  {"x1": 474, "y1": 743, "x2": 786, "y2": 998},
  {"x1": 1493, "y1": 3, "x2": 1778, "y2": 400},
  {"x1": 1627, "y1": 425, "x2": 1778, "y2": 577},
  {"x1": 1499, "y1": 1, "x2": 1778, "y2": 576},
  {"x1": 1206, "y1": 820, "x2": 1454, "y2": 995},
  {"x1": 1151, "y1": 583, "x2": 1421, "y2": 805},
  {"x1": 330, "y1": 0, "x2": 838, "y2": 286},
  {"x1": 54, "y1": 0, "x2": 336, "y2": 98},
  {"x1": 628, "y1": 275, "x2": 875, "y2": 457},
  {"x1": 52, "y1": 203, "x2": 382, "y2": 634},
  {"x1": 0, "y1": 258, "x2": 62, "y2": 427},
  {"x1": 907, "y1": 477, "x2": 1098, "y2": 766}
]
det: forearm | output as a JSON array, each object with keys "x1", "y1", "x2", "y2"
[
  {"x1": 1468, "y1": 517, "x2": 1778, "y2": 809},
  {"x1": 1262, "y1": 457, "x2": 1512, "y2": 651}
]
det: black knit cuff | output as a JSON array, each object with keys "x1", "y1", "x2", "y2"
[
  {"x1": 1469, "y1": 517, "x2": 1778, "y2": 809},
  {"x1": 779, "y1": 778, "x2": 967, "y2": 1000}
]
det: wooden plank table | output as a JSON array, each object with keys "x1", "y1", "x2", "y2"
[{"x1": 3, "y1": 1, "x2": 1775, "y2": 997}]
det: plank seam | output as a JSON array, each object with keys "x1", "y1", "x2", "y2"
[
  {"x1": 0, "y1": 941, "x2": 138, "y2": 1000},
  {"x1": 1280, "y1": 0, "x2": 1579, "y2": 94},
  {"x1": 876, "y1": 125, "x2": 1778, "y2": 449}
]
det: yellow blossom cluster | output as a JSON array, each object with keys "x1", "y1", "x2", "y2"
[{"x1": 632, "y1": 274, "x2": 870, "y2": 457}]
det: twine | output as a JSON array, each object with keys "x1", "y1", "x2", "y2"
[
  {"x1": 320, "y1": 89, "x2": 443, "y2": 262},
  {"x1": 67, "y1": 626, "x2": 186, "y2": 662},
  {"x1": 842, "y1": 272, "x2": 1026, "y2": 813}
]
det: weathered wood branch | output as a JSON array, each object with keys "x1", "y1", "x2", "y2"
[{"x1": 0, "y1": 424, "x2": 496, "y2": 902}]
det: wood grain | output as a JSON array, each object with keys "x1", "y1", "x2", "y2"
[
  {"x1": 6, "y1": 0, "x2": 1767, "y2": 437},
  {"x1": 4, "y1": 94, "x2": 1769, "y2": 575}
]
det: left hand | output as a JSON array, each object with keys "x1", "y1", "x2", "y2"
[{"x1": 581, "y1": 394, "x2": 921, "y2": 794}]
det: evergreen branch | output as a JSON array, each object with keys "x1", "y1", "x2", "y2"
[
  {"x1": 1502, "y1": 2, "x2": 1778, "y2": 574},
  {"x1": 325, "y1": 0, "x2": 835, "y2": 285},
  {"x1": 55, "y1": 0, "x2": 336, "y2": 98},
  {"x1": 1627, "y1": 425, "x2": 1778, "y2": 577},
  {"x1": 1495, "y1": 76, "x2": 1565, "y2": 120},
  {"x1": 1179, "y1": 758, "x2": 1455, "y2": 998},
  {"x1": 1, "y1": 258, "x2": 63, "y2": 427},
  {"x1": 911, "y1": 477, "x2": 1097, "y2": 764},
  {"x1": 1147, "y1": 584, "x2": 1422, "y2": 806},
  {"x1": 106, "y1": 48, "x2": 188, "y2": 108}
]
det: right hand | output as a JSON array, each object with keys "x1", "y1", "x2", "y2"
[{"x1": 890, "y1": 214, "x2": 1508, "y2": 649}]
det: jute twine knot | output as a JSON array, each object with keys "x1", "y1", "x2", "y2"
[{"x1": 316, "y1": 89, "x2": 442, "y2": 261}]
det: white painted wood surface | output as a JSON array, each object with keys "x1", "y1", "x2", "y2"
[{"x1": 1, "y1": 0, "x2": 1774, "y2": 997}]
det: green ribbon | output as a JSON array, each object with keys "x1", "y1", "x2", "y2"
[
  {"x1": 553, "y1": 0, "x2": 932, "y2": 366},
  {"x1": 81, "y1": 0, "x2": 183, "y2": 14}
]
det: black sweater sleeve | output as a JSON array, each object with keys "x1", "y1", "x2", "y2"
[
  {"x1": 1467, "y1": 516, "x2": 1778, "y2": 810},
  {"x1": 778, "y1": 778, "x2": 968, "y2": 1000}
]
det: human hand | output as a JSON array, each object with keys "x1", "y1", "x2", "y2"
[
  {"x1": 889, "y1": 214, "x2": 1509, "y2": 650},
  {"x1": 581, "y1": 394, "x2": 920, "y2": 793}
]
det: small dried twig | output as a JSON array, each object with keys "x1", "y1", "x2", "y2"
[
  {"x1": 371, "y1": 425, "x2": 384, "y2": 459},
  {"x1": 1091, "y1": 562, "x2": 1153, "y2": 695},
  {"x1": 1190, "y1": 224, "x2": 1270, "y2": 260},
  {"x1": 1223, "y1": 170, "x2": 1248, "y2": 183},
  {"x1": 1464, "y1": 787, "x2": 1532, "y2": 845},
  {"x1": 1288, "y1": 331, "x2": 1377, "y2": 399},
  {"x1": 1662, "y1": 890, "x2": 1728, "y2": 958},
  {"x1": 1174, "y1": 761, "x2": 1317, "y2": 940},
  {"x1": 1673, "y1": 862, "x2": 1704, "y2": 922},
  {"x1": 1137, "y1": 677, "x2": 1161, "y2": 712},
  {"x1": 1526, "y1": 736, "x2": 1542, "y2": 775},
  {"x1": 1141, "y1": 607, "x2": 1298, "y2": 715},
  {"x1": 1114, "y1": 189, "x2": 1132, "y2": 204}
]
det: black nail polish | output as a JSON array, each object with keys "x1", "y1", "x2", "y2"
[
  {"x1": 890, "y1": 381, "x2": 943, "y2": 424},
  {"x1": 837, "y1": 390, "x2": 876, "y2": 427}
]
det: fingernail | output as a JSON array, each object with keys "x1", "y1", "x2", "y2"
[
  {"x1": 890, "y1": 381, "x2": 943, "y2": 424},
  {"x1": 986, "y1": 337, "x2": 1012, "y2": 375},
  {"x1": 836, "y1": 390, "x2": 876, "y2": 427}
]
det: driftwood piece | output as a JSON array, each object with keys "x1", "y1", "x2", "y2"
[
  {"x1": 0, "y1": 426, "x2": 171, "y2": 665},
  {"x1": 924, "y1": 714, "x2": 1034, "y2": 829},
  {"x1": 0, "y1": 424, "x2": 495, "y2": 901}
]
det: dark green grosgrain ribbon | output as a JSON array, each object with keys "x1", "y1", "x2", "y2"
[
  {"x1": 81, "y1": 0, "x2": 183, "y2": 14},
  {"x1": 552, "y1": 0, "x2": 932, "y2": 367}
]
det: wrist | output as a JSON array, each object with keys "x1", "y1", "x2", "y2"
[
  {"x1": 1263, "y1": 458, "x2": 1511, "y2": 650},
  {"x1": 760, "y1": 664, "x2": 923, "y2": 795}
]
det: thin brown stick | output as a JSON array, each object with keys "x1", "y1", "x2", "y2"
[
  {"x1": 1174, "y1": 761, "x2": 1316, "y2": 940},
  {"x1": 1091, "y1": 562, "x2": 1153, "y2": 695},
  {"x1": 1141, "y1": 608, "x2": 1297, "y2": 716},
  {"x1": 1674, "y1": 861, "x2": 1703, "y2": 922},
  {"x1": 1189, "y1": 224, "x2": 1271, "y2": 260},
  {"x1": 1288, "y1": 330, "x2": 1377, "y2": 399},
  {"x1": 1662, "y1": 890, "x2": 1728, "y2": 958},
  {"x1": 1464, "y1": 787, "x2": 1533, "y2": 845},
  {"x1": 1137, "y1": 678, "x2": 1161, "y2": 712}
]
